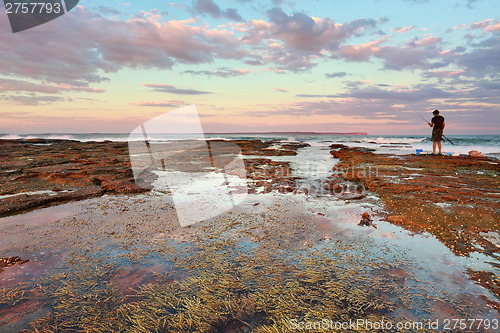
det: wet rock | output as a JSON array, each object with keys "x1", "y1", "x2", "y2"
[
  {"x1": 329, "y1": 144, "x2": 348, "y2": 149},
  {"x1": 100, "y1": 180, "x2": 146, "y2": 194},
  {"x1": 244, "y1": 156, "x2": 301, "y2": 195},
  {"x1": 0, "y1": 256, "x2": 29, "y2": 271},
  {"x1": 337, "y1": 192, "x2": 366, "y2": 200},
  {"x1": 329, "y1": 143, "x2": 500, "y2": 304},
  {"x1": 281, "y1": 142, "x2": 311, "y2": 150},
  {"x1": 358, "y1": 212, "x2": 376, "y2": 228},
  {"x1": 0, "y1": 140, "x2": 148, "y2": 217},
  {"x1": 26, "y1": 139, "x2": 48, "y2": 144},
  {"x1": 0, "y1": 188, "x2": 105, "y2": 217},
  {"x1": 469, "y1": 150, "x2": 484, "y2": 157},
  {"x1": 330, "y1": 150, "x2": 345, "y2": 158}
]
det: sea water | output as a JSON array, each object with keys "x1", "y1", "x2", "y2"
[{"x1": 2, "y1": 133, "x2": 499, "y2": 158}]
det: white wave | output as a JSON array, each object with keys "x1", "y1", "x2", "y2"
[
  {"x1": 362, "y1": 137, "x2": 426, "y2": 144},
  {"x1": 1, "y1": 134, "x2": 79, "y2": 141},
  {"x1": 30, "y1": 134, "x2": 77, "y2": 141},
  {"x1": 0, "y1": 134, "x2": 23, "y2": 140},
  {"x1": 304, "y1": 140, "x2": 331, "y2": 147},
  {"x1": 206, "y1": 137, "x2": 230, "y2": 141}
]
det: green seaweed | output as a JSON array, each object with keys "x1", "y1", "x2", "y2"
[{"x1": 25, "y1": 241, "x2": 404, "y2": 333}]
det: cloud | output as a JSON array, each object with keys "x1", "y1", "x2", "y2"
[
  {"x1": 142, "y1": 84, "x2": 213, "y2": 95},
  {"x1": 0, "y1": 111, "x2": 33, "y2": 119},
  {"x1": 342, "y1": 84, "x2": 453, "y2": 102},
  {"x1": 1, "y1": 1, "x2": 497, "y2": 121},
  {"x1": 0, "y1": 7, "x2": 243, "y2": 88},
  {"x1": 470, "y1": 19, "x2": 500, "y2": 32},
  {"x1": 333, "y1": 35, "x2": 450, "y2": 70},
  {"x1": 274, "y1": 88, "x2": 288, "y2": 93},
  {"x1": 192, "y1": 0, "x2": 244, "y2": 22},
  {"x1": 243, "y1": 98, "x2": 412, "y2": 123},
  {"x1": 477, "y1": 81, "x2": 500, "y2": 91},
  {"x1": 455, "y1": 37, "x2": 500, "y2": 75},
  {"x1": 96, "y1": 6, "x2": 122, "y2": 16},
  {"x1": 296, "y1": 94, "x2": 337, "y2": 98},
  {"x1": 239, "y1": 9, "x2": 378, "y2": 72},
  {"x1": 0, "y1": 94, "x2": 65, "y2": 106},
  {"x1": 453, "y1": 19, "x2": 500, "y2": 33},
  {"x1": 264, "y1": 8, "x2": 377, "y2": 52},
  {"x1": 130, "y1": 100, "x2": 185, "y2": 107},
  {"x1": 245, "y1": 59, "x2": 264, "y2": 66},
  {"x1": 0, "y1": 78, "x2": 105, "y2": 94},
  {"x1": 335, "y1": 37, "x2": 387, "y2": 62},
  {"x1": 465, "y1": 0, "x2": 479, "y2": 9},
  {"x1": 376, "y1": 47, "x2": 447, "y2": 70},
  {"x1": 325, "y1": 72, "x2": 348, "y2": 79},
  {"x1": 183, "y1": 67, "x2": 251, "y2": 77},
  {"x1": 224, "y1": 8, "x2": 244, "y2": 22},
  {"x1": 263, "y1": 50, "x2": 318, "y2": 72},
  {"x1": 391, "y1": 26, "x2": 415, "y2": 34},
  {"x1": 424, "y1": 70, "x2": 466, "y2": 78},
  {"x1": 0, "y1": 6, "x2": 444, "y2": 79}
]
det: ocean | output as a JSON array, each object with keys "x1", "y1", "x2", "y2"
[{"x1": 1, "y1": 133, "x2": 499, "y2": 158}]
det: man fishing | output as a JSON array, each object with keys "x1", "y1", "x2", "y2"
[{"x1": 428, "y1": 110, "x2": 445, "y2": 155}]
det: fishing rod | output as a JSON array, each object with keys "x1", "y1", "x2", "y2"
[
  {"x1": 413, "y1": 111, "x2": 430, "y2": 124},
  {"x1": 412, "y1": 111, "x2": 455, "y2": 145}
]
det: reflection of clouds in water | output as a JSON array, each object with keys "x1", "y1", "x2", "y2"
[
  {"x1": 152, "y1": 170, "x2": 248, "y2": 227},
  {"x1": 376, "y1": 231, "x2": 399, "y2": 239}
]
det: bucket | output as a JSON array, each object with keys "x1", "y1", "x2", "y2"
[{"x1": 416, "y1": 149, "x2": 423, "y2": 156}]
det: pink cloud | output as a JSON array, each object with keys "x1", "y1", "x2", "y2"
[
  {"x1": 337, "y1": 37, "x2": 387, "y2": 61},
  {"x1": 425, "y1": 70, "x2": 465, "y2": 78},
  {"x1": 0, "y1": 7, "x2": 242, "y2": 87},
  {"x1": 415, "y1": 36, "x2": 441, "y2": 46},
  {"x1": 333, "y1": 35, "x2": 448, "y2": 70},
  {"x1": 239, "y1": 9, "x2": 379, "y2": 72},
  {"x1": 244, "y1": 9, "x2": 377, "y2": 53},
  {"x1": 0, "y1": 7, "x2": 245, "y2": 106},
  {"x1": 391, "y1": 26, "x2": 415, "y2": 34},
  {"x1": 471, "y1": 19, "x2": 500, "y2": 32}
]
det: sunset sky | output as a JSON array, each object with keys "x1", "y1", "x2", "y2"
[{"x1": 0, "y1": 0, "x2": 499, "y2": 135}]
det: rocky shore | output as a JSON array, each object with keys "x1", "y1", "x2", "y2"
[
  {"x1": 2, "y1": 139, "x2": 498, "y2": 255},
  {"x1": 0, "y1": 139, "x2": 148, "y2": 217},
  {"x1": 1, "y1": 138, "x2": 499, "y2": 331},
  {"x1": 0, "y1": 139, "x2": 309, "y2": 217},
  {"x1": 330, "y1": 145, "x2": 500, "y2": 308},
  {"x1": 2, "y1": 138, "x2": 499, "y2": 254}
]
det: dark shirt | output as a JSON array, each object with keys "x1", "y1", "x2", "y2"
[{"x1": 431, "y1": 115, "x2": 444, "y2": 130}]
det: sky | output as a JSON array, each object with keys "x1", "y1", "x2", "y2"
[{"x1": 0, "y1": 0, "x2": 499, "y2": 135}]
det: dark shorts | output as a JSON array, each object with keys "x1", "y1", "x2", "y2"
[{"x1": 431, "y1": 129, "x2": 443, "y2": 142}]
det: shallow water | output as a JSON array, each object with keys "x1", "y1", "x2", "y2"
[
  {"x1": 260, "y1": 141, "x2": 500, "y2": 318},
  {"x1": 1, "y1": 142, "x2": 499, "y2": 331}
]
